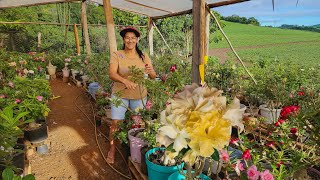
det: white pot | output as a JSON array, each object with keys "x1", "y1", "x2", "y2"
[
  {"x1": 62, "y1": 69, "x2": 70, "y2": 77},
  {"x1": 239, "y1": 104, "x2": 247, "y2": 117},
  {"x1": 71, "y1": 70, "x2": 79, "y2": 79},
  {"x1": 81, "y1": 75, "x2": 89, "y2": 82},
  {"x1": 47, "y1": 66, "x2": 56, "y2": 75},
  {"x1": 259, "y1": 105, "x2": 282, "y2": 124}
]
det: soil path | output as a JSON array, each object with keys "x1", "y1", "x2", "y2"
[
  {"x1": 30, "y1": 78, "x2": 129, "y2": 180},
  {"x1": 208, "y1": 40, "x2": 319, "y2": 62}
]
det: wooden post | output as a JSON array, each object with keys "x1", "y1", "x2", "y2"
[
  {"x1": 148, "y1": 18, "x2": 154, "y2": 56},
  {"x1": 81, "y1": 1, "x2": 92, "y2": 55},
  {"x1": 192, "y1": 0, "x2": 206, "y2": 84},
  {"x1": 73, "y1": 24, "x2": 81, "y2": 55},
  {"x1": 103, "y1": 0, "x2": 117, "y2": 54},
  {"x1": 205, "y1": 10, "x2": 210, "y2": 57},
  {"x1": 37, "y1": 32, "x2": 41, "y2": 52}
]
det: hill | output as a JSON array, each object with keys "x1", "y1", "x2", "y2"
[
  {"x1": 209, "y1": 21, "x2": 320, "y2": 66},
  {"x1": 210, "y1": 21, "x2": 320, "y2": 49}
]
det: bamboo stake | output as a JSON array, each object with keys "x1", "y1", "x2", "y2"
[
  {"x1": 73, "y1": 24, "x2": 80, "y2": 55},
  {"x1": 152, "y1": 22, "x2": 173, "y2": 54},
  {"x1": 206, "y1": 5, "x2": 257, "y2": 85}
]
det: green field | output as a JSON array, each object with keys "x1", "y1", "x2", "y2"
[
  {"x1": 210, "y1": 21, "x2": 320, "y2": 48},
  {"x1": 209, "y1": 21, "x2": 320, "y2": 66}
]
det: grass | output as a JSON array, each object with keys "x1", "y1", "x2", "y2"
[
  {"x1": 210, "y1": 21, "x2": 320, "y2": 48},
  {"x1": 209, "y1": 21, "x2": 320, "y2": 67},
  {"x1": 228, "y1": 41, "x2": 320, "y2": 67}
]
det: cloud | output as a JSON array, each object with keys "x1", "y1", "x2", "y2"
[{"x1": 213, "y1": 0, "x2": 320, "y2": 26}]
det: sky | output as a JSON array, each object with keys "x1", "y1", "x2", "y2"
[{"x1": 214, "y1": 0, "x2": 320, "y2": 27}]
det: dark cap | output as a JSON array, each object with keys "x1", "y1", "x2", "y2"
[{"x1": 120, "y1": 26, "x2": 140, "y2": 38}]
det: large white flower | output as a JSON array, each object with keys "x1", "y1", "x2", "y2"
[
  {"x1": 156, "y1": 125, "x2": 189, "y2": 153},
  {"x1": 222, "y1": 98, "x2": 244, "y2": 132}
]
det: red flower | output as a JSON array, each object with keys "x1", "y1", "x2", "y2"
[
  {"x1": 278, "y1": 119, "x2": 285, "y2": 124},
  {"x1": 229, "y1": 138, "x2": 239, "y2": 145},
  {"x1": 274, "y1": 121, "x2": 280, "y2": 127},
  {"x1": 297, "y1": 91, "x2": 305, "y2": 96},
  {"x1": 170, "y1": 64, "x2": 177, "y2": 72},
  {"x1": 277, "y1": 161, "x2": 284, "y2": 168},
  {"x1": 280, "y1": 105, "x2": 300, "y2": 119},
  {"x1": 161, "y1": 75, "x2": 167, "y2": 83},
  {"x1": 266, "y1": 141, "x2": 275, "y2": 148},
  {"x1": 242, "y1": 149, "x2": 251, "y2": 160},
  {"x1": 290, "y1": 127, "x2": 297, "y2": 134},
  {"x1": 37, "y1": 65, "x2": 41, "y2": 71}
]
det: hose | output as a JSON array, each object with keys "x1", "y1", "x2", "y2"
[{"x1": 73, "y1": 92, "x2": 131, "y2": 179}]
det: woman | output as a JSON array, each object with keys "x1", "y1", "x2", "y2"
[{"x1": 107, "y1": 27, "x2": 157, "y2": 164}]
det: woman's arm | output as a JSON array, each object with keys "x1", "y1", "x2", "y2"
[{"x1": 109, "y1": 61, "x2": 137, "y2": 89}]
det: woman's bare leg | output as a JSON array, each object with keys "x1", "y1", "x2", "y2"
[{"x1": 107, "y1": 120, "x2": 120, "y2": 164}]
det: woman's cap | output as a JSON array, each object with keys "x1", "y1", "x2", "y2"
[{"x1": 120, "y1": 26, "x2": 140, "y2": 38}]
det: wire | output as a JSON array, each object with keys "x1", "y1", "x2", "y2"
[{"x1": 73, "y1": 92, "x2": 131, "y2": 179}]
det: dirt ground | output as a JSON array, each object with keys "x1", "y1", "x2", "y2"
[{"x1": 30, "y1": 78, "x2": 130, "y2": 180}]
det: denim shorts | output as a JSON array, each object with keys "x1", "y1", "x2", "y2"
[{"x1": 111, "y1": 95, "x2": 147, "y2": 120}]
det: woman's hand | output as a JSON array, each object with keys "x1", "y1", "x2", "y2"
[
  {"x1": 145, "y1": 64, "x2": 155, "y2": 76},
  {"x1": 122, "y1": 79, "x2": 137, "y2": 89}
]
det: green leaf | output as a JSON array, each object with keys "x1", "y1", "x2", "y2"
[
  {"x1": 2, "y1": 168, "x2": 14, "y2": 180},
  {"x1": 166, "y1": 143, "x2": 175, "y2": 152},
  {"x1": 22, "y1": 174, "x2": 35, "y2": 180},
  {"x1": 14, "y1": 112, "x2": 29, "y2": 123},
  {"x1": 211, "y1": 148, "x2": 219, "y2": 161}
]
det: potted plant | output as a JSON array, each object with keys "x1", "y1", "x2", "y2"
[
  {"x1": 155, "y1": 83, "x2": 244, "y2": 179},
  {"x1": 0, "y1": 105, "x2": 29, "y2": 174}
]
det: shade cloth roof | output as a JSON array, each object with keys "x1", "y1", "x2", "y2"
[{"x1": 0, "y1": 0, "x2": 249, "y2": 19}]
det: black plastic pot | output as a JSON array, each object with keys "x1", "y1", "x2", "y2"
[{"x1": 24, "y1": 121, "x2": 48, "y2": 143}]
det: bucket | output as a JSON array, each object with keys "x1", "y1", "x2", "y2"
[
  {"x1": 88, "y1": 82, "x2": 99, "y2": 97},
  {"x1": 145, "y1": 148, "x2": 184, "y2": 180},
  {"x1": 47, "y1": 66, "x2": 56, "y2": 75},
  {"x1": 128, "y1": 128, "x2": 147, "y2": 163}
]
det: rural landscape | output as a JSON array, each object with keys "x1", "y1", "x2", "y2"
[{"x1": 0, "y1": 1, "x2": 319, "y2": 180}]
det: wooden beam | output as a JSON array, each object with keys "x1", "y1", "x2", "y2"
[
  {"x1": 81, "y1": 0, "x2": 91, "y2": 55},
  {"x1": 0, "y1": 21, "x2": 147, "y2": 27},
  {"x1": 152, "y1": 0, "x2": 250, "y2": 20},
  {"x1": 204, "y1": 10, "x2": 210, "y2": 56},
  {"x1": 73, "y1": 24, "x2": 81, "y2": 55},
  {"x1": 148, "y1": 18, "x2": 154, "y2": 56},
  {"x1": 124, "y1": 0, "x2": 173, "y2": 14},
  {"x1": 103, "y1": 0, "x2": 117, "y2": 54},
  {"x1": 192, "y1": 0, "x2": 206, "y2": 84}
]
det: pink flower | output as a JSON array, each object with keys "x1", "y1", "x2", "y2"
[
  {"x1": 165, "y1": 102, "x2": 170, "y2": 107},
  {"x1": 290, "y1": 127, "x2": 297, "y2": 134},
  {"x1": 0, "y1": 94, "x2": 7, "y2": 99},
  {"x1": 131, "y1": 115, "x2": 142, "y2": 125},
  {"x1": 247, "y1": 165, "x2": 260, "y2": 180},
  {"x1": 242, "y1": 149, "x2": 251, "y2": 160},
  {"x1": 170, "y1": 64, "x2": 177, "y2": 72},
  {"x1": 15, "y1": 99, "x2": 22, "y2": 104},
  {"x1": 260, "y1": 170, "x2": 274, "y2": 180},
  {"x1": 36, "y1": 96, "x2": 43, "y2": 101},
  {"x1": 234, "y1": 160, "x2": 245, "y2": 176},
  {"x1": 8, "y1": 82, "x2": 14, "y2": 88},
  {"x1": 145, "y1": 100, "x2": 153, "y2": 111},
  {"x1": 28, "y1": 52, "x2": 36, "y2": 55},
  {"x1": 219, "y1": 150, "x2": 229, "y2": 162}
]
